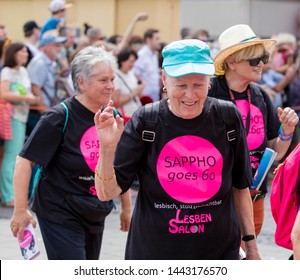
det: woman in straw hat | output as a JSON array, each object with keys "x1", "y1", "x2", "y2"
[
  {"x1": 209, "y1": 24, "x2": 299, "y2": 247},
  {"x1": 94, "y1": 39, "x2": 261, "y2": 259}
]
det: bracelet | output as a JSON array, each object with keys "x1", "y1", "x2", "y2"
[
  {"x1": 278, "y1": 133, "x2": 294, "y2": 141},
  {"x1": 278, "y1": 125, "x2": 294, "y2": 141},
  {"x1": 242, "y1": 234, "x2": 256, "y2": 242},
  {"x1": 95, "y1": 165, "x2": 115, "y2": 183}
]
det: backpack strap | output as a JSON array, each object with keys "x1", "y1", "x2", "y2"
[
  {"x1": 217, "y1": 99, "x2": 237, "y2": 142},
  {"x1": 29, "y1": 102, "x2": 69, "y2": 200},
  {"x1": 60, "y1": 102, "x2": 69, "y2": 133},
  {"x1": 142, "y1": 101, "x2": 160, "y2": 142}
]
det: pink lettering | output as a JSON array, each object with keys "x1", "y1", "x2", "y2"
[
  {"x1": 89, "y1": 186, "x2": 97, "y2": 196},
  {"x1": 236, "y1": 100, "x2": 264, "y2": 150},
  {"x1": 168, "y1": 209, "x2": 212, "y2": 234}
]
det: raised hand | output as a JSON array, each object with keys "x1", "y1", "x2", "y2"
[
  {"x1": 94, "y1": 100, "x2": 124, "y2": 149},
  {"x1": 277, "y1": 107, "x2": 299, "y2": 135}
]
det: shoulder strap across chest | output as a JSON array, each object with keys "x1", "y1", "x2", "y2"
[
  {"x1": 142, "y1": 101, "x2": 160, "y2": 142},
  {"x1": 217, "y1": 99, "x2": 237, "y2": 142}
]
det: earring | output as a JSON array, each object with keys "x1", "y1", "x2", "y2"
[{"x1": 163, "y1": 86, "x2": 167, "y2": 92}]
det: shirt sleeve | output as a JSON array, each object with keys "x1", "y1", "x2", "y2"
[
  {"x1": 114, "y1": 107, "x2": 146, "y2": 192},
  {"x1": 28, "y1": 60, "x2": 48, "y2": 87},
  {"x1": 19, "y1": 106, "x2": 66, "y2": 167},
  {"x1": 114, "y1": 75, "x2": 122, "y2": 91},
  {"x1": 0, "y1": 67, "x2": 13, "y2": 82},
  {"x1": 261, "y1": 88, "x2": 281, "y2": 140},
  {"x1": 133, "y1": 57, "x2": 143, "y2": 78}
]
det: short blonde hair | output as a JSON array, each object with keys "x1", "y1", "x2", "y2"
[{"x1": 223, "y1": 44, "x2": 268, "y2": 71}]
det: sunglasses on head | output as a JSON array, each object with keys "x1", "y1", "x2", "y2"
[{"x1": 247, "y1": 54, "x2": 269, "y2": 67}]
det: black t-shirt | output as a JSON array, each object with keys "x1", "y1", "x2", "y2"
[
  {"x1": 114, "y1": 98, "x2": 252, "y2": 259},
  {"x1": 20, "y1": 96, "x2": 114, "y2": 233},
  {"x1": 209, "y1": 76, "x2": 280, "y2": 193}
]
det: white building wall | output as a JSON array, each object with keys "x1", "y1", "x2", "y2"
[{"x1": 180, "y1": 0, "x2": 300, "y2": 38}]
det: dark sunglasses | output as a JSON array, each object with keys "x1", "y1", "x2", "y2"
[{"x1": 247, "y1": 55, "x2": 269, "y2": 67}]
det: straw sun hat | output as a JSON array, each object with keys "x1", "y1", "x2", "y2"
[{"x1": 214, "y1": 24, "x2": 276, "y2": 75}]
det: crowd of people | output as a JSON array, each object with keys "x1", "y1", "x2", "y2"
[{"x1": 0, "y1": 0, "x2": 300, "y2": 260}]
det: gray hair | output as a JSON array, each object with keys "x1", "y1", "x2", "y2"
[
  {"x1": 71, "y1": 46, "x2": 117, "y2": 93},
  {"x1": 86, "y1": 27, "x2": 104, "y2": 42}
]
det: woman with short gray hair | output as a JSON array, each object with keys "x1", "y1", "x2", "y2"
[{"x1": 10, "y1": 46, "x2": 131, "y2": 260}]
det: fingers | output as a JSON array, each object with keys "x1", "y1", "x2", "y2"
[
  {"x1": 277, "y1": 107, "x2": 299, "y2": 135},
  {"x1": 10, "y1": 222, "x2": 20, "y2": 238},
  {"x1": 10, "y1": 222, "x2": 26, "y2": 239},
  {"x1": 278, "y1": 107, "x2": 299, "y2": 126},
  {"x1": 30, "y1": 218, "x2": 37, "y2": 228},
  {"x1": 120, "y1": 220, "x2": 130, "y2": 232},
  {"x1": 94, "y1": 100, "x2": 126, "y2": 130},
  {"x1": 116, "y1": 115, "x2": 125, "y2": 128},
  {"x1": 276, "y1": 107, "x2": 283, "y2": 117},
  {"x1": 94, "y1": 109, "x2": 101, "y2": 125},
  {"x1": 94, "y1": 101, "x2": 116, "y2": 126}
]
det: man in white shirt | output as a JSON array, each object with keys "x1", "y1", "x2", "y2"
[
  {"x1": 133, "y1": 28, "x2": 162, "y2": 101},
  {"x1": 26, "y1": 30, "x2": 66, "y2": 135}
]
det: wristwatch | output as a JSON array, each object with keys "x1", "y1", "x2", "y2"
[{"x1": 242, "y1": 234, "x2": 256, "y2": 242}]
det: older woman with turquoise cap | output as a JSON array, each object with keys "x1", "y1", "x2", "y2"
[{"x1": 94, "y1": 39, "x2": 261, "y2": 260}]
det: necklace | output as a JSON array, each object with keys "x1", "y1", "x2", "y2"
[{"x1": 229, "y1": 88, "x2": 251, "y2": 136}]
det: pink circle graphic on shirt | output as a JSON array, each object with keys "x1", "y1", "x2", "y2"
[
  {"x1": 235, "y1": 100, "x2": 264, "y2": 150},
  {"x1": 156, "y1": 135, "x2": 223, "y2": 203},
  {"x1": 80, "y1": 126, "x2": 100, "y2": 171},
  {"x1": 18, "y1": 230, "x2": 32, "y2": 248}
]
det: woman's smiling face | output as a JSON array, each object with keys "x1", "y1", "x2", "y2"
[{"x1": 162, "y1": 70, "x2": 210, "y2": 119}]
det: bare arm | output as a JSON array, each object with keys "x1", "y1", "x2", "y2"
[
  {"x1": 29, "y1": 84, "x2": 47, "y2": 112},
  {"x1": 0, "y1": 80, "x2": 38, "y2": 104},
  {"x1": 10, "y1": 156, "x2": 37, "y2": 240},
  {"x1": 94, "y1": 100, "x2": 124, "y2": 201},
  {"x1": 273, "y1": 64, "x2": 298, "y2": 93},
  {"x1": 118, "y1": 191, "x2": 132, "y2": 232},
  {"x1": 233, "y1": 187, "x2": 261, "y2": 260},
  {"x1": 95, "y1": 147, "x2": 123, "y2": 201},
  {"x1": 291, "y1": 210, "x2": 300, "y2": 260},
  {"x1": 115, "y1": 12, "x2": 148, "y2": 54}
]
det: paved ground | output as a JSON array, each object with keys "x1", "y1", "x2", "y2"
[{"x1": 0, "y1": 188, "x2": 292, "y2": 260}]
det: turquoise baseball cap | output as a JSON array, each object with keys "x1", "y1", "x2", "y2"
[{"x1": 162, "y1": 39, "x2": 215, "y2": 77}]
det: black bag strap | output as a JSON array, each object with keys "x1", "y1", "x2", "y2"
[
  {"x1": 217, "y1": 99, "x2": 237, "y2": 142},
  {"x1": 142, "y1": 101, "x2": 160, "y2": 142}
]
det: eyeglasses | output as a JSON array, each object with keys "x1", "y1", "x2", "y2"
[{"x1": 247, "y1": 55, "x2": 269, "y2": 67}]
